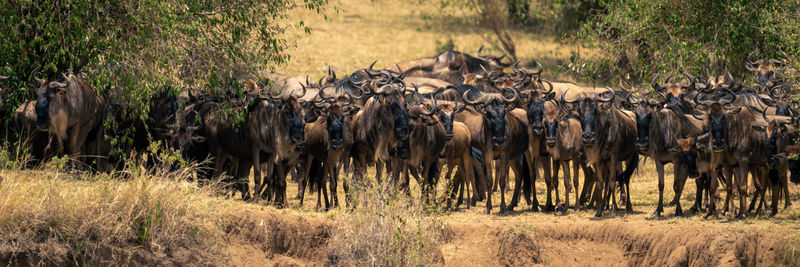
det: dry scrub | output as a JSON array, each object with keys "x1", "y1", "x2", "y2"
[
  {"x1": 325, "y1": 187, "x2": 451, "y2": 266},
  {"x1": 0, "y1": 168, "x2": 236, "y2": 265}
]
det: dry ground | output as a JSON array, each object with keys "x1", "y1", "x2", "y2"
[{"x1": 2, "y1": 0, "x2": 800, "y2": 266}]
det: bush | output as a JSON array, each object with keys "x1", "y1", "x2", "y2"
[
  {"x1": 325, "y1": 186, "x2": 449, "y2": 266},
  {"x1": 0, "y1": 0, "x2": 329, "y2": 140},
  {"x1": 573, "y1": 0, "x2": 800, "y2": 84}
]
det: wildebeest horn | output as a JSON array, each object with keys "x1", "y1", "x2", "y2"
[
  {"x1": 0, "y1": 67, "x2": 11, "y2": 79},
  {"x1": 541, "y1": 79, "x2": 553, "y2": 94},
  {"x1": 502, "y1": 87, "x2": 519, "y2": 103},
  {"x1": 317, "y1": 76, "x2": 325, "y2": 87},
  {"x1": 664, "y1": 74, "x2": 675, "y2": 85},
  {"x1": 345, "y1": 87, "x2": 366, "y2": 100},
  {"x1": 651, "y1": 73, "x2": 662, "y2": 91},
  {"x1": 296, "y1": 82, "x2": 307, "y2": 98},
  {"x1": 561, "y1": 88, "x2": 580, "y2": 104},
  {"x1": 463, "y1": 89, "x2": 487, "y2": 106},
  {"x1": 477, "y1": 46, "x2": 486, "y2": 57},
  {"x1": 746, "y1": 50, "x2": 757, "y2": 65},
  {"x1": 769, "y1": 59, "x2": 783, "y2": 65},
  {"x1": 423, "y1": 90, "x2": 437, "y2": 116},
  {"x1": 724, "y1": 68, "x2": 734, "y2": 83},
  {"x1": 328, "y1": 66, "x2": 336, "y2": 81},
  {"x1": 683, "y1": 73, "x2": 696, "y2": 88},
  {"x1": 512, "y1": 61, "x2": 521, "y2": 73},
  {"x1": 598, "y1": 87, "x2": 615, "y2": 102},
  {"x1": 533, "y1": 61, "x2": 543, "y2": 75},
  {"x1": 770, "y1": 84, "x2": 789, "y2": 100}
]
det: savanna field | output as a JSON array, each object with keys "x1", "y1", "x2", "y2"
[{"x1": 1, "y1": 0, "x2": 800, "y2": 266}]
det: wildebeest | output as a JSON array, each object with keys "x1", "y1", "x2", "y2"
[
  {"x1": 564, "y1": 87, "x2": 639, "y2": 217},
  {"x1": 462, "y1": 86, "x2": 529, "y2": 214},
  {"x1": 34, "y1": 72, "x2": 107, "y2": 166},
  {"x1": 396, "y1": 47, "x2": 515, "y2": 84},
  {"x1": 204, "y1": 89, "x2": 306, "y2": 204},
  {"x1": 763, "y1": 118, "x2": 797, "y2": 215},
  {"x1": 349, "y1": 82, "x2": 411, "y2": 206},
  {"x1": 298, "y1": 101, "x2": 355, "y2": 210},
  {"x1": 745, "y1": 50, "x2": 790, "y2": 88},
  {"x1": 695, "y1": 90, "x2": 771, "y2": 218},
  {"x1": 433, "y1": 100, "x2": 475, "y2": 210},
  {"x1": 389, "y1": 94, "x2": 447, "y2": 202},
  {"x1": 628, "y1": 76, "x2": 702, "y2": 217},
  {"x1": 543, "y1": 100, "x2": 592, "y2": 212},
  {"x1": 14, "y1": 100, "x2": 53, "y2": 164}
]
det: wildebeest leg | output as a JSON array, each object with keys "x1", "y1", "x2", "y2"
[
  {"x1": 496, "y1": 158, "x2": 510, "y2": 215},
  {"x1": 771, "y1": 168, "x2": 783, "y2": 216},
  {"x1": 463, "y1": 154, "x2": 475, "y2": 209},
  {"x1": 525, "y1": 153, "x2": 540, "y2": 211},
  {"x1": 572, "y1": 159, "x2": 582, "y2": 210},
  {"x1": 691, "y1": 174, "x2": 705, "y2": 213},
  {"x1": 446, "y1": 164, "x2": 457, "y2": 210},
  {"x1": 236, "y1": 159, "x2": 253, "y2": 201},
  {"x1": 579, "y1": 164, "x2": 594, "y2": 208},
  {"x1": 375, "y1": 161, "x2": 384, "y2": 187},
  {"x1": 673, "y1": 163, "x2": 687, "y2": 217},
  {"x1": 542, "y1": 156, "x2": 554, "y2": 211},
  {"x1": 507, "y1": 159, "x2": 526, "y2": 211},
  {"x1": 251, "y1": 149, "x2": 263, "y2": 201},
  {"x1": 782, "y1": 169, "x2": 792, "y2": 209},
  {"x1": 484, "y1": 152, "x2": 494, "y2": 214},
  {"x1": 507, "y1": 159, "x2": 526, "y2": 212},
  {"x1": 298, "y1": 155, "x2": 313, "y2": 206},
  {"x1": 551, "y1": 159, "x2": 561, "y2": 211},
  {"x1": 561, "y1": 160, "x2": 572, "y2": 212},
  {"x1": 748, "y1": 168, "x2": 766, "y2": 214},
  {"x1": 390, "y1": 159, "x2": 403, "y2": 194},
  {"x1": 735, "y1": 163, "x2": 749, "y2": 218},
  {"x1": 652, "y1": 162, "x2": 666, "y2": 217},
  {"x1": 594, "y1": 164, "x2": 608, "y2": 217}
]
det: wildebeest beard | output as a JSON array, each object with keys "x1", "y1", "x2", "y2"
[
  {"x1": 682, "y1": 150, "x2": 699, "y2": 178},
  {"x1": 709, "y1": 113, "x2": 727, "y2": 151},
  {"x1": 578, "y1": 99, "x2": 598, "y2": 146},
  {"x1": 389, "y1": 98, "x2": 410, "y2": 141},
  {"x1": 35, "y1": 94, "x2": 50, "y2": 129},
  {"x1": 527, "y1": 98, "x2": 544, "y2": 135},
  {"x1": 634, "y1": 109, "x2": 651, "y2": 150},
  {"x1": 283, "y1": 103, "x2": 306, "y2": 149},
  {"x1": 544, "y1": 119, "x2": 558, "y2": 147},
  {"x1": 438, "y1": 112, "x2": 454, "y2": 138},
  {"x1": 326, "y1": 113, "x2": 345, "y2": 150},
  {"x1": 485, "y1": 100, "x2": 507, "y2": 149}
]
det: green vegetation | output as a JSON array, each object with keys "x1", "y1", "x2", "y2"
[
  {"x1": 574, "y1": 0, "x2": 800, "y2": 84},
  {"x1": 0, "y1": 0, "x2": 330, "y2": 136}
]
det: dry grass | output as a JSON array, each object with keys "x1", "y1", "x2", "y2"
[
  {"x1": 325, "y1": 185, "x2": 449, "y2": 266},
  {"x1": 0, "y1": 168, "x2": 239, "y2": 262},
  {"x1": 2, "y1": 0, "x2": 800, "y2": 264}
]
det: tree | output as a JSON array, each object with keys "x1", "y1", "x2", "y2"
[{"x1": 0, "y1": 0, "x2": 329, "y2": 125}]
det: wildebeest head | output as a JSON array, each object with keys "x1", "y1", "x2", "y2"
[
  {"x1": 389, "y1": 97, "x2": 410, "y2": 140},
  {"x1": 651, "y1": 73, "x2": 695, "y2": 112},
  {"x1": 543, "y1": 101, "x2": 566, "y2": 148},
  {"x1": 35, "y1": 74, "x2": 71, "y2": 130},
  {"x1": 765, "y1": 118, "x2": 798, "y2": 169},
  {"x1": 522, "y1": 80, "x2": 554, "y2": 136},
  {"x1": 693, "y1": 90, "x2": 736, "y2": 152},
  {"x1": 746, "y1": 50, "x2": 787, "y2": 88},
  {"x1": 160, "y1": 115, "x2": 206, "y2": 156},
  {"x1": 563, "y1": 88, "x2": 615, "y2": 147},
  {"x1": 435, "y1": 101, "x2": 466, "y2": 140},
  {"x1": 463, "y1": 87, "x2": 519, "y2": 148},
  {"x1": 325, "y1": 104, "x2": 346, "y2": 150},
  {"x1": 281, "y1": 96, "x2": 306, "y2": 148}
]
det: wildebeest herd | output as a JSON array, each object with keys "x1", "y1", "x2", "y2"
[{"x1": 12, "y1": 47, "x2": 800, "y2": 218}]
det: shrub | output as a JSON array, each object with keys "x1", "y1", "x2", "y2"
[
  {"x1": 573, "y1": 0, "x2": 800, "y2": 84},
  {"x1": 325, "y1": 186, "x2": 449, "y2": 266}
]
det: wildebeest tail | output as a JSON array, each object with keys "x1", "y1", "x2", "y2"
[
  {"x1": 308, "y1": 158, "x2": 324, "y2": 192},
  {"x1": 518, "y1": 155, "x2": 532, "y2": 200},
  {"x1": 616, "y1": 152, "x2": 639, "y2": 183},
  {"x1": 470, "y1": 146, "x2": 483, "y2": 163}
]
